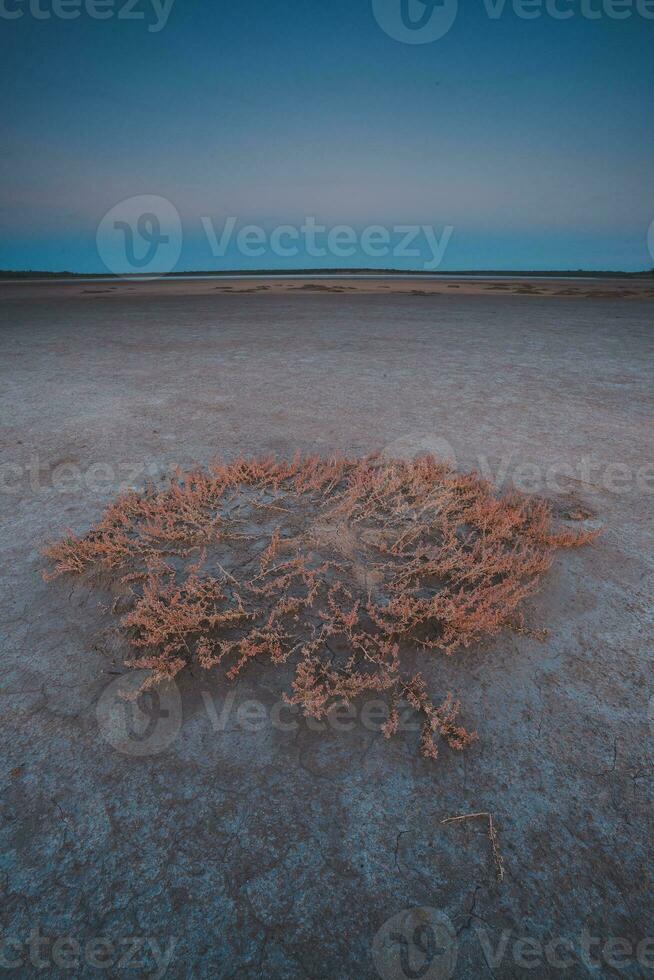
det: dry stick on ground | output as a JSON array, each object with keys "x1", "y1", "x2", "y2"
[
  {"x1": 43, "y1": 453, "x2": 598, "y2": 762},
  {"x1": 441, "y1": 812, "x2": 505, "y2": 882}
]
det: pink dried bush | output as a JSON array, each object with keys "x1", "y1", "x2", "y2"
[{"x1": 43, "y1": 454, "x2": 597, "y2": 760}]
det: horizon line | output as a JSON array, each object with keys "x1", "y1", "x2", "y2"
[{"x1": 1, "y1": 267, "x2": 653, "y2": 280}]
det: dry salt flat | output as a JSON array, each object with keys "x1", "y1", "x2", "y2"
[{"x1": 1, "y1": 281, "x2": 653, "y2": 977}]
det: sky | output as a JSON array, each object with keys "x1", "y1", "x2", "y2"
[{"x1": 1, "y1": 0, "x2": 653, "y2": 273}]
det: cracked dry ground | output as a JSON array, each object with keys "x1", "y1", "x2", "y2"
[{"x1": 1, "y1": 288, "x2": 653, "y2": 978}]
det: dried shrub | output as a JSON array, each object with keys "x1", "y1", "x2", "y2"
[{"x1": 43, "y1": 454, "x2": 598, "y2": 760}]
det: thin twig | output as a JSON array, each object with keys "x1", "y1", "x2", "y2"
[{"x1": 441, "y1": 811, "x2": 505, "y2": 882}]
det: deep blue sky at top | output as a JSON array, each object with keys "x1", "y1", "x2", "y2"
[{"x1": 1, "y1": 0, "x2": 653, "y2": 271}]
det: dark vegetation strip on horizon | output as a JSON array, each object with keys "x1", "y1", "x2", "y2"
[{"x1": 1, "y1": 268, "x2": 653, "y2": 281}]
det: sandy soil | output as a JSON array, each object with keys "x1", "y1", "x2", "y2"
[
  {"x1": 1, "y1": 274, "x2": 654, "y2": 303},
  {"x1": 1, "y1": 286, "x2": 653, "y2": 977}
]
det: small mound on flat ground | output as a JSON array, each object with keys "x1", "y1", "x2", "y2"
[{"x1": 44, "y1": 455, "x2": 597, "y2": 760}]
